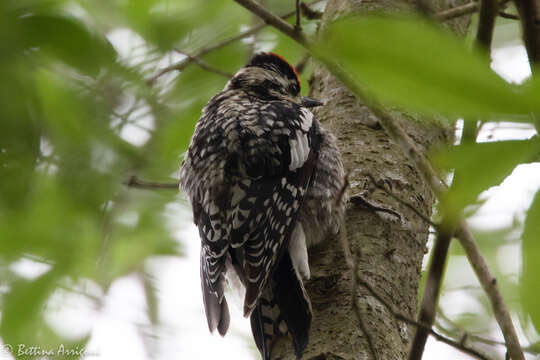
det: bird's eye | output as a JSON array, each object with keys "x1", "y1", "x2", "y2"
[{"x1": 288, "y1": 84, "x2": 300, "y2": 95}]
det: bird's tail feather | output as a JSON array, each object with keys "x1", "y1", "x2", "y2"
[
  {"x1": 201, "y1": 249, "x2": 230, "y2": 336},
  {"x1": 250, "y1": 252, "x2": 312, "y2": 359}
]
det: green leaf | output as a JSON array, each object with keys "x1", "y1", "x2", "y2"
[
  {"x1": 0, "y1": 270, "x2": 59, "y2": 347},
  {"x1": 318, "y1": 14, "x2": 539, "y2": 117},
  {"x1": 432, "y1": 139, "x2": 540, "y2": 218},
  {"x1": 19, "y1": 14, "x2": 116, "y2": 74},
  {"x1": 0, "y1": 65, "x2": 40, "y2": 209},
  {"x1": 521, "y1": 190, "x2": 540, "y2": 333},
  {"x1": 104, "y1": 191, "x2": 178, "y2": 281}
]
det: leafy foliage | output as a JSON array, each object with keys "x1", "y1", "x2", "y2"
[
  {"x1": 432, "y1": 139, "x2": 540, "y2": 219},
  {"x1": 320, "y1": 14, "x2": 540, "y2": 118},
  {"x1": 1, "y1": 0, "x2": 540, "y2": 359},
  {"x1": 0, "y1": 0, "x2": 317, "y2": 357},
  {"x1": 521, "y1": 190, "x2": 540, "y2": 333}
]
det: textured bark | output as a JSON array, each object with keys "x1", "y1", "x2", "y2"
[{"x1": 272, "y1": 1, "x2": 471, "y2": 359}]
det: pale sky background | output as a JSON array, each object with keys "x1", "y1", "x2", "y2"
[{"x1": 2, "y1": 13, "x2": 540, "y2": 360}]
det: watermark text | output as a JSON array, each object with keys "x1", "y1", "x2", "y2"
[{"x1": 1, "y1": 343, "x2": 99, "y2": 358}]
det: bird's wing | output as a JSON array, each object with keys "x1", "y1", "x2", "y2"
[
  {"x1": 180, "y1": 98, "x2": 320, "y2": 332},
  {"x1": 180, "y1": 102, "x2": 233, "y2": 335},
  {"x1": 225, "y1": 103, "x2": 321, "y2": 317}
]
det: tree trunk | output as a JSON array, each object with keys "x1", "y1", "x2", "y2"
[{"x1": 272, "y1": 1, "x2": 471, "y2": 359}]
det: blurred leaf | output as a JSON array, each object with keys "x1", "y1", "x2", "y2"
[
  {"x1": 432, "y1": 139, "x2": 540, "y2": 218},
  {"x1": 0, "y1": 65, "x2": 40, "y2": 209},
  {"x1": 0, "y1": 177, "x2": 102, "y2": 267},
  {"x1": 123, "y1": 0, "x2": 248, "y2": 51},
  {"x1": 20, "y1": 14, "x2": 116, "y2": 74},
  {"x1": 142, "y1": 63, "x2": 228, "y2": 177},
  {"x1": 140, "y1": 270, "x2": 159, "y2": 325},
  {"x1": 318, "y1": 14, "x2": 540, "y2": 117},
  {"x1": 202, "y1": 41, "x2": 246, "y2": 76},
  {"x1": 529, "y1": 341, "x2": 540, "y2": 353},
  {"x1": 521, "y1": 190, "x2": 540, "y2": 333},
  {"x1": 451, "y1": 311, "x2": 490, "y2": 333},
  {"x1": 0, "y1": 270, "x2": 59, "y2": 347},
  {"x1": 105, "y1": 191, "x2": 177, "y2": 281}
]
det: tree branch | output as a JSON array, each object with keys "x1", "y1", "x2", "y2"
[
  {"x1": 233, "y1": 0, "x2": 307, "y2": 44},
  {"x1": 437, "y1": 308, "x2": 540, "y2": 356},
  {"x1": 499, "y1": 11, "x2": 540, "y2": 24},
  {"x1": 476, "y1": 0, "x2": 499, "y2": 51},
  {"x1": 174, "y1": 50, "x2": 233, "y2": 78},
  {"x1": 410, "y1": 3, "x2": 497, "y2": 357},
  {"x1": 123, "y1": 175, "x2": 179, "y2": 190},
  {"x1": 300, "y1": 1, "x2": 323, "y2": 20},
  {"x1": 408, "y1": 219, "x2": 455, "y2": 360},
  {"x1": 349, "y1": 192, "x2": 403, "y2": 221},
  {"x1": 433, "y1": 0, "x2": 510, "y2": 21},
  {"x1": 295, "y1": 0, "x2": 301, "y2": 31},
  {"x1": 455, "y1": 224, "x2": 525, "y2": 360},
  {"x1": 147, "y1": 0, "x2": 322, "y2": 84},
  {"x1": 363, "y1": 172, "x2": 437, "y2": 227},
  {"x1": 513, "y1": 0, "x2": 540, "y2": 71},
  {"x1": 434, "y1": 2, "x2": 479, "y2": 20},
  {"x1": 410, "y1": 2, "x2": 523, "y2": 353},
  {"x1": 232, "y1": 1, "x2": 524, "y2": 359}
]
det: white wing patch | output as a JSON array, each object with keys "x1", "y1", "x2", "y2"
[
  {"x1": 289, "y1": 223, "x2": 310, "y2": 279},
  {"x1": 299, "y1": 108, "x2": 314, "y2": 131},
  {"x1": 288, "y1": 109, "x2": 314, "y2": 171}
]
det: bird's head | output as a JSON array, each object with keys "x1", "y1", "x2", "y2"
[{"x1": 227, "y1": 52, "x2": 323, "y2": 108}]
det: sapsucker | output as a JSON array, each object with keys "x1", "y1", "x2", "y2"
[{"x1": 179, "y1": 52, "x2": 346, "y2": 359}]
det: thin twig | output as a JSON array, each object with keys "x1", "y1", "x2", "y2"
[
  {"x1": 497, "y1": 11, "x2": 518, "y2": 20},
  {"x1": 433, "y1": 0, "x2": 510, "y2": 20},
  {"x1": 437, "y1": 308, "x2": 540, "y2": 356},
  {"x1": 456, "y1": 224, "x2": 525, "y2": 360},
  {"x1": 124, "y1": 175, "x2": 179, "y2": 190},
  {"x1": 295, "y1": 0, "x2": 301, "y2": 30},
  {"x1": 434, "y1": 2, "x2": 479, "y2": 20},
  {"x1": 300, "y1": 2, "x2": 323, "y2": 19},
  {"x1": 349, "y1": 192, "x2": 402, "y2": 220},
  {"x1": 499, "y1": 11, "x2": 540, "y2": 24},
  {"x1": 234, "y1": 0, "x2": 307, "y2": 43},
  {"x1": 232, "y1": 1, "x2": 525, "y2": 359},
  {"x1": 147, "y1": 0, "x2": 322, "y2": 84},
  {"x1": 363, "y1": 172, "x2": 437, "y2": 227},
  {"x1": 174, "y1": 50, "x2": 233, "y2": 78}
]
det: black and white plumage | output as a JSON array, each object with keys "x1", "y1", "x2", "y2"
[{"x1": 179, "y1": 52, "x2": 345, "y2": 359}]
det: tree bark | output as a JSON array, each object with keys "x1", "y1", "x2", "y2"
[{"x1": 272, "y1": 1, "x2": 471, "y2": 359}]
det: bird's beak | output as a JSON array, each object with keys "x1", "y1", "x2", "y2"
[{"x1": 301, "y1": 96, "x2": 323, "y2": 108}]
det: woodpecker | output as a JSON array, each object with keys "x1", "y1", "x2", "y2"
[{"x1": 179, "y1": 52, "x2": 345, "y2": 359}]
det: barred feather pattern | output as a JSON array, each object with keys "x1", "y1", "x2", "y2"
[
  {"x1": 180, "y1": 87, "x2": 319, "y2": 313},
  {"x1": 179, "y1": 54, "x2": 345, "y2": 359}
]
